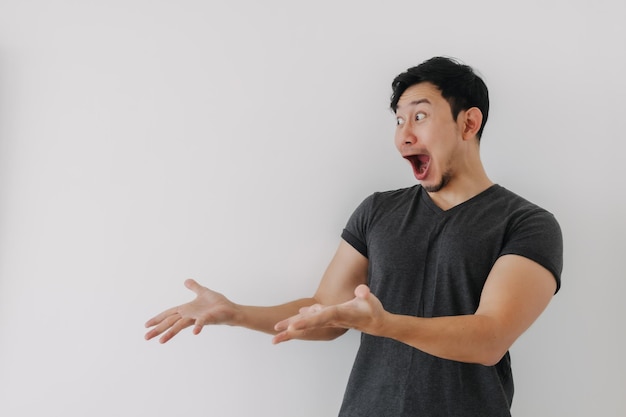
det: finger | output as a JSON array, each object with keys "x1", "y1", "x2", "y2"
[
  {"x1": 272, "y1": 331, "x2": 291, "y2": 344},
  {"x1": 159, "y1": 316, "x2": 194, "y2": 344},
  {"x1": 145, "y1": 313, "x2": 180, "y2": 340},
  {"x1": 273, "y1": 325, "x2": 319, "y2": 344},
  {"x1": 289, "y1": 309, "x2": 335, "y2": 333},
  {"x1": 192, "y1": 317, "x2": 206, "y2": 335},
  {"x1": 306, "y1": 305, "x2": 338, "y2": 326},
  {"x1": 274, "y1": 316, "x2": 294, "y2": 332},
  {"x1": 298, "y1": 304, "x2": 322, "y2": 315},
  {"x1": 272, "y1": 328, "x2": 305, "y2": 344},
  {"x1": 274, "y1": 310, "x2": 311, "y2": 332},
  {"x1": 145, "y1": 306, "x2": 178, "y2": 328},
  {"x1": 275, "y1": 304, "x2": 337, "y2": 333}
]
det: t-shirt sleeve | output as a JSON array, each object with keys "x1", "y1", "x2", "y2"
[
  {"x1": 500, "y1": 209, "x2": 564, "y2": 293},
  {"x1": 341, "y1": 194, "x2": 375, "y2": 258}
]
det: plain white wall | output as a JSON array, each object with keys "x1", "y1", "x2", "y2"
[{"x1": 0, "y1": 1, "x2": 624, "y2": 416}]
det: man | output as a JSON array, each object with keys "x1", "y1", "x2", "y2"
[{"x1": 145, "y1": 57, "x2": 563, "y2": 416}]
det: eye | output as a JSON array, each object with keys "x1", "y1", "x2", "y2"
[
  {"x1": 415, "y1": 112, "x2": 426, "y2": 121},
  {"x1": 396, "y1": 117, "x2": 405, "y2": 126}
]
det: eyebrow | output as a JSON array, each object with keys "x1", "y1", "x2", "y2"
[{"x1": 395, "y1": 98, "x2": 431, "y2": 112}]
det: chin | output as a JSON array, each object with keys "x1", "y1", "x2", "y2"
[
  {"x1": 421, "y1": 173, "x2": 451, "y2": 193},
  {"x1": 423, "y1": 183, "x2": 445, "y2": 193}
]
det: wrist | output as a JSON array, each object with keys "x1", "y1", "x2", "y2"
[
  {"x1": 367, "y1": 309, "x2": 393, "y2": 338},
  {"x1": 229, "y1": 303, "x2": 246, "y2": 327}
]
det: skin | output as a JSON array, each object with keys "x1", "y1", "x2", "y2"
[
  {"x1": 145, "y1": 82, "x2": 556, "y2": 366},
  {"x1": 144, "y1": 240, "x2": 367, "y2": 343}
]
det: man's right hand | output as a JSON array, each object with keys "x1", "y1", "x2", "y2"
[{"x1": 144, "y1": 279, "x2": 240, "y2": 344}]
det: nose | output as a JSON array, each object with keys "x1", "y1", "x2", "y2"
[{"x1": 397, "y1": 121, "x2": 417, "y2": 145}]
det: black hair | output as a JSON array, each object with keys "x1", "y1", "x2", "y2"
[{"x1": 390, "y1": 56, "x2": 490, "y2": 140}]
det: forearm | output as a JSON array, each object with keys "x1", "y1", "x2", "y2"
[
  {"x1": 376, "y1": 256, "x2": 557, "y2": 365},
  {"x1": 273, "y1": 257, "x2": 555, "y2": 358},
  {"x1": 233, "y1": 298, "x2": 315, "y2": 334},
  {"x1": 378, "y1": 313, "x2": 511, "y2": 366},
  {"x1": 235, "y1": 298, "x2": 348, "y2": 340}
]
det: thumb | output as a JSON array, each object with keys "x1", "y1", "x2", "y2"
[
  {"x1": 184, "y1": 278, "x2": 202, "y2": 294},
  {"x1": 354, "y1": 284, "x2": 371, "y2": 299}
]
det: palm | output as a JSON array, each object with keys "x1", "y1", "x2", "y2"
[
  {"x1": 180, "y1": 285, "x2": 234, "y2": 325},
  {"x1": 273, "y1": 285, "x2": 386, "y2": 343},
  {"x1": 144, "y1": 279, "x2": 237, "y2": 343}
]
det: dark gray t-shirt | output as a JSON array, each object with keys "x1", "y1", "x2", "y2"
[{"x1": 338, "y1": 184, "x2": 563, "y2": 417}]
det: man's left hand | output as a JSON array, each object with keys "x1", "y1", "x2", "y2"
[{"x1": 272, "y1": 285, "x2": 386, "y2": 344}]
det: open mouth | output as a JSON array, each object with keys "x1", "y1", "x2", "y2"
[{"x1": 404, "y1": 154, "x2": 431, "y2": 179}]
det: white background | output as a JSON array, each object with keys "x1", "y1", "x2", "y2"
[{"x1": 0, "y1": 1, "x2": 624, "y2": 416}]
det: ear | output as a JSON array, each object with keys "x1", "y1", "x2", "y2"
[{"x1": 460, "y1": 107, "x2": 483, "y2": 141}]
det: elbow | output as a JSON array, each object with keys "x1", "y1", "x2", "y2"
[
  {"x1": 478, "y1": 350, "x2": 507, "y2": 367},
  {"x1": 475, "y1": 340, "x2": 511, "y2": 367},
  {"x1": 472, "y1": 317, "x2": 514, "y2": 366}
]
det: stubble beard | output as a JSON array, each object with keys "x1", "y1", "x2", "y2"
[{"x1": 422, "y1": 170, "x2": 452, "y2": 193}]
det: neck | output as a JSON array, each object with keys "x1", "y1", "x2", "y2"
[{"x1": 426, "y1": 161, "x2": 493, "y2": 211}]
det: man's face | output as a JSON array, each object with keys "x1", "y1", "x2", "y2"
[{"x1": 394, "y1": 82, "x2": 464, "y2": 193}]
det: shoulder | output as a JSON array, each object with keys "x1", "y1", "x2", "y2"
[
  {"x1": 368, "y1": 184, "x2": 422, "y2": 207},
  {"x1": 345, "y1": 185, "x2": 422, "y2": 231},
  {"x1": 483, "y1": 185, "x2": 559, "y2": 224},
  {"x1": 491, "y1": 186, "x2": 564, "y2": 289},
  {"x1": 493, "y1": 186, "x2": 560, "y2": 227}
]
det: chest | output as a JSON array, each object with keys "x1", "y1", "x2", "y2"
[{"x1": 365, "y1": 205, "x2": 509, "y2": 316}]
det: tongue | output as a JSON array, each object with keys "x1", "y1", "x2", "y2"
[{"x1": 416, "y1": 155, "x2": 430, "y2": 174}]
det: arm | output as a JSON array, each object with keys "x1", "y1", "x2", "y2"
[
  {"x1": 144, "y1": 240, "x2": 368, "y2": 344},
  {"x1": 291, "y1": 239, "x2": 369, "y2": 341},
  {"x1": 274, "y1": 254, "x2": 556, "y2": 366}
]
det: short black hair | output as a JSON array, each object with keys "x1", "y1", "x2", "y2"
[{"x1": 390, "y1": 57, "x2": 490, "y2": 140}]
